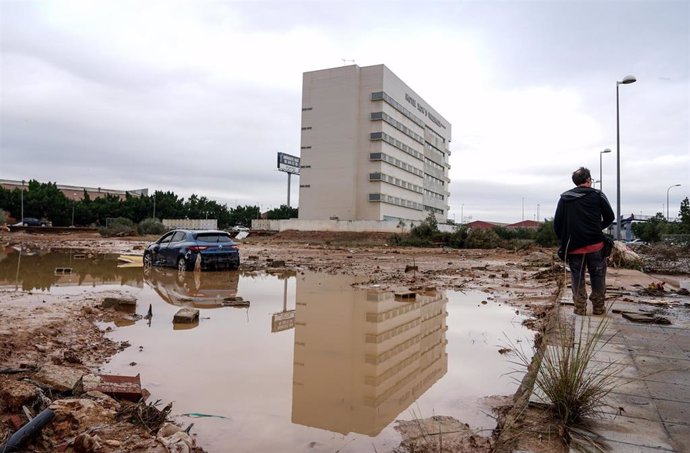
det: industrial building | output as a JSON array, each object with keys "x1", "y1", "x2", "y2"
[{"x1": 298, "y1": 64, "x2": 451, "y2": 222}]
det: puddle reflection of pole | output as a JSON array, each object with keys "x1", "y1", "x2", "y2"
[{"x1": 283, "y1": 278, "x2": 288, "y2": 312}]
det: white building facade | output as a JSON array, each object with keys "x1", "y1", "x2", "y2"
[{"x1": 298, "y1": 64, "x2": 451, "y2": 222}]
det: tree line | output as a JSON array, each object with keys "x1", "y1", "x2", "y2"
[
  {"x1": 631, "y1": 197, "x2": 690, "y2": 243},
  {"x1": 0, "y1": 180, "x2": 298, "y2": 228}
]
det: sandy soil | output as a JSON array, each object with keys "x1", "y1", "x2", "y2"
[{"x1": 1, "y1": 229, "x2": 687, "y2": 452}]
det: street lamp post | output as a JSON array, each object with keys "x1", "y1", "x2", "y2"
[
  {"x1": 667, "y1": 184, "x2": 681, "y2": 221},
  {"x1": 599, "y1": 148, "x2": 611, "y2": 193},
  {"x1": 615, "y1": 75, "x2": 637, "y2": 240},
  {"x1": 20, "y1": 180, "x2": 25, "y2": 223}
]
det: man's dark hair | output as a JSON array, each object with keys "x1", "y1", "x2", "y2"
[{"x1": 572, "y1": 167, "x2": 591, "y2": 186}]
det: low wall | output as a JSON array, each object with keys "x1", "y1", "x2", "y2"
[
  {"x1": 163, "y1": 219, "x2": 218, "y2": 230},
  {"x1": 251, "y1": 219, "x2": 457, "y2": 233}
]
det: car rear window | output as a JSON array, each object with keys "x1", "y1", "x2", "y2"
[{"x1": 194, "y1": 233, "x2": 233, "y2": 243}]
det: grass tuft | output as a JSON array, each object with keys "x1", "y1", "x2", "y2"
[{"x1": 535, "y1": 314, "x2": 621, "y2": 426}]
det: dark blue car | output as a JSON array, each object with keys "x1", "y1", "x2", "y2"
[{"x1": 143, "y1": 229, "x2": 240, "y2": 272}]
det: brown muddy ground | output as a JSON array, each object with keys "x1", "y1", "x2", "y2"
[{"x1": 1, "y1": 229, "x2": 686, "y2": 452}]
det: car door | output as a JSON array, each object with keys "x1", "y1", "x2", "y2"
[
  {"x1": 162, "y1": 231, "x2": 188, "y2": 266},
  {"x1": 153, "y1": 232, "x2": 175, "y2": 266}
]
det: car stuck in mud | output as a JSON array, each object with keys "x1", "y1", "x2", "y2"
[{"x1": 143, "y1": 229, "x2": 240, "y2": 272}]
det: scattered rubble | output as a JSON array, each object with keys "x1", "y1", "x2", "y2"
[{"x1": 1, "y1": 230, "x2": 688, "y2": 452}]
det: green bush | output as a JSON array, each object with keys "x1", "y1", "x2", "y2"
[
  {"x1": 137, "y1": 218, "x2": 166, "y2": 235},
  {"x1": 464, "y1": 228, "x2": 503, "y2": 249},
  {"x1": 99, "y1": 217, "x2": 137, "y2": 237},
  {"x1": 535, "y1": 219, "x2": 559, "y2": 247}
]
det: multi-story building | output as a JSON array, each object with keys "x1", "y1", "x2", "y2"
[{"x1": 298, "y1": 64, "x2": 451, "y2": 222}]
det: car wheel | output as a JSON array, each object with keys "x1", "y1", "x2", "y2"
[
  {"x1": 143, "y1": 253, "x2": 153, "y2": 268},
  {"x1": 177, "y1": 257, "x2": 188, "y2": 273}
]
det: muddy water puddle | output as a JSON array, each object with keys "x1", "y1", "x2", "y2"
[{"x1": 0, "y1": 249, "x2": 534, "y2": 452}]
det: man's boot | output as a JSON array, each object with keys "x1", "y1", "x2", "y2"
[
  {"x1": 573, "y1": 287, "x2": 588, "y2": 316},
  {"x1": 591, "y1": 292, "x2": 606, "y2": 315}
]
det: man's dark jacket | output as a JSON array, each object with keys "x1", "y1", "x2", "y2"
[{"x1": 553, "y1": 187, "x2": 615, "y2": 253}]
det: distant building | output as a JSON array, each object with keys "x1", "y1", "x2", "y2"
[
  {"x1": 0, "y1": 179, "x2": 147, "y2": 201},
  {"x1": 298, "y1": 64, "x2": 452, "y2": 223},
  {"x1": 464, "y1": 220, "x2": 504, "y2": 230},
  {"x1": 506, "y1": 220, "x2": 542, "y2": 229}
]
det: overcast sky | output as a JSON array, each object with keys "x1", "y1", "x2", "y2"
[{"x1": 1, "y1": 0, "x2": 688, "y2": 223}]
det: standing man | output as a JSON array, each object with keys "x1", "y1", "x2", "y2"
[{"x1": 554, "y1": 167, "x2": 615, "y2": 316}]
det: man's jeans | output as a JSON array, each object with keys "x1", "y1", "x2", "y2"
[{"x1": 568, "y1": 249, "x2": 607, "y2": 315}]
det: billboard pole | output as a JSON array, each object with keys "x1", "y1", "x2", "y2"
[
  {"x1": 287, "y1": 173, "x2": 291, "y2": 207},
  {"x1": 277, "y1": 152, "x2": 300, "y2": 209}
]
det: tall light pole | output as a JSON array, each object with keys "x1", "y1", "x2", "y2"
[
  {"x1": 71, "y1": 193, "x2": 77, "y2": 227},
  {"x1": 615, "y1": 75, "x2": 637, "y2": 240},
  {"x1": 599, "y1": 148, "x2": 611, "y2": 193},
  {"x1": 667, "y1": 184, "x2": 681, "y2": 221},
  {"x1": 20, "y1": 180, "x2": 25, "y2": 222}
]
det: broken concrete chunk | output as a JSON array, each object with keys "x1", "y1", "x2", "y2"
[
  {"x1": 173, "y1": 308, "x2": 199, "y2": 323},
  {"x1": 268, "y1": 260, "x2": 286, "y2": 268},
  {"x1": 101, "y1": 295, "x2": 137, "y2": 310},
  {"x1": 34, "y1": 364, "x2": 86, "y2": 392},
  {"x1": 78, "y1": 373, "x2": 143, "y2": 402},
  {"x1": 621, "y1": 312, "x2": 672, "y2": 325},
  {"x1": 50, "y1": 398, "x2": 117, "y2": 428},
  {"x1": 0, "y1": 377, "x2": 39, "y2": 410}
]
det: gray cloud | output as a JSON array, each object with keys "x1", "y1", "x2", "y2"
[{"x1": 1, "y1": 0, "x2": 688, "y2": 223}]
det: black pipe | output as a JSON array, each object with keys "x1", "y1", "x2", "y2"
[{"x1": 0, "y1": 408, "x2": 55, "y2": 453}]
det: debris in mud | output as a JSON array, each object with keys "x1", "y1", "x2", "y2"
[
  {"x1": 173, "y1": 308, "x2": 200, "y2": 323},
  {"x1": 621, "y1": 312, "x2": 672, "y2": 325},
  {"x1": 101, "y1": 295, "x2": 137, "y2": 311},
  {"x1": 394, "y1": 415, "x2": 492, "y2": 452},
  {"x1": 33, "y1": 364, "x2": 86, "y2": 393},
  {"x1": 78, "y1": 374, "x2": 143, "y2": 402},
  {"x1": 117, "y1": 399, "x2": 172, "y2": 433},
  {"x1": 0, "y1": 407, "x2": 55, "y2": 453}
]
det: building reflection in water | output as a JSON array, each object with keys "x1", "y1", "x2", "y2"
[{"x1": 292, "y1": 273, "x2": 448, "y2": 436}]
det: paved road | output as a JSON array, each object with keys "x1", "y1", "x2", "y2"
[{"x1": 535, "y1": 268, "x2": 690, "y2": 452}]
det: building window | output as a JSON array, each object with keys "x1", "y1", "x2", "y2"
[
  {"x1": 370, "y1": 131, "x2": 424, "y2": 161},
  {"x1": 302, "y1": 107, "x2": 313, "y2": 111},
  {"x1": 371, "y1": 111, "x2": 425, "y2": 144},
  {"x1": 370, "y1": 91, "x2": 425, "y2": 129},
  {"x1": 301, "y1": 126, "x2": 312, "y2": 130},
  {"x1": 368, "y1": 192, "x2": 423, "y2": 211},
  {"x1": 300, "y1": 146, "x2": 311, "y2": 150},
  {"x1": 300, "y1": 184, "x2": 311, "y2": 188},
  {"x1": 369, "y1": 152, "x2": 423, "y2": 178}
]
